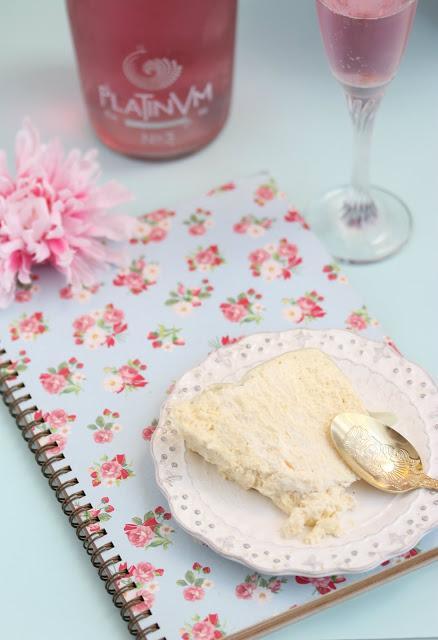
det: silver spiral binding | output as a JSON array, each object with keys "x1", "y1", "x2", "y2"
[{"x1": 0, "y1": 348, "x2": 164, "y2": 639}]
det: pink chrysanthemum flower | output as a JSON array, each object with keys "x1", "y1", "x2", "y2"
[{"x1": 0, "y1": 120, "x2": 134, "y2": 307}]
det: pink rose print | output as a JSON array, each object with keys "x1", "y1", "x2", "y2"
[
  {"x1": 87, "y1": 408, "x2": 122, "y2": 443},
  {"x1": 5, "y1": 349, "x2": 31, "y2": 376},
  {"x1": 384, "y1": 336, "x2": 402, "y2": 355},
  {"x1": 399, "y1": 548, "x2": 420, "y2": 560},
  {"x1": 346, "y1": 306, "x2": 379, "y2": 331},
  {"x1": 235, "y1": 583, "x2": 255, "y2": 599},
  {"x1": 74, "y1": 496, "x2": 115, "y2": 534},
  {"x1": 40, "y1": 373, "x2": 66, "y2": 394},
  {"x1": 133, "y1": 562, "x2": 163, "y2": 583},
  {"x1": 221, "y1": 335, "x2": 243, "y2": 346},
  {"x1": 130, "y1": 209, "x2": 175, "y2": 245},
  {"x1": 45, "y1": 409, "x2": 69, "y2": 429},
  {"x1": 166, "y1": 279, "x2": 213, "y2": 316},
  {"x1": 59, "y1": 282, "x2": 102, "y2": 303},
  {"x1": 124, "y1": 506, "x2": 174, "y2": 550},
  {"x1": 146, "y1": 209, "x2": 171, "y2": 222},
  {"x1": 284, "y1": 208, "x2": 310, "y2": 230},
  {"x1": 209, "y1": 335, "x2": 244, "y2": 351},
  {"x1": 88, "y1": 454, "x2": 134, "y2": 488},
  {"x1": 14, "y1": 287, "x2": 36, "y2": 303},
  {"x1": 177, "y1": 563, "x2": 213, "y2": 601},
  {"x1": 125, "y1": 524, "x2": 155, "y2": 548},
  {"x1": 181, "y1": 614, "x2": 225, "y2": 640},
  {"x1": 131, "y1": 588, "x2": 155, "y2": 614},
  {"x1": 15, "y1": 275, "x2": 40, "y2": 303},
  {"x1": 381, "y1": 547, "x2": 420, "y2": 567},
  {"x1": 184, "y1": 208, "x2": 213, "y2": 236},
  {"x1": 113, "y1": 256, "x2": 159, "y2": 295},
  {"x1": 295, "y1": 574, "x2": 346, "y2": 595},
  {"x1": 235, "y1": 573, "x2": 287, "y2": 602},
  {"x1": 184, "y1": 587, "x2": 205, "y2": 601},
  {"x1": 348, "y1": 314, "x2": 367, "y2": 331},
  {"x1": 73, "y1": 304, "x2": 127, "y2": 348},
  {"x1": 221, "y1": 303, "x2": 246, "y2": 323},
  {"x1": 73, "y1": 315, "x2": 94, "y2": 333},
  {"x1": 282, "y1": 290, "x2": 326, "y2": 324},
  {"x1": 143, "y1": 418, "x2": 158, "y2": 441},
  {"x1": 33, "y1": 408, "x2": 76, "y2": 452},
  {"x1": 186, "y1": 244, "x2": 225, "y2": 272},
  {"x1": 147, "y1": 325, "x2": 185, "y2": 352},
  {"x1": 233, "y1": 214, "x2": 275, "y2": 238},
  {"x1": 249, "y1": 239, "x2": 302, "y2": 281},
  {"x1": 220, "y1": 288, "x2": 265, "y2": 324},
  {"x1": 119, "y1": 365, "x2": 141, "y2": 383},
  {"x1": 94, "y1": 430, "x2": 113, "y2": 444},
  {"x1": 42, "y1": 433, "x2": 68, "y2": 455},
  {"x1": 103, "y1": 359, "x2": 148, "y2": 393},
  {"x1": 207, "y1": 181, "x2": 236, "y2": 196},
  {"x1": 39, "y1": 358, "x2": 85, "y2": 395},
  {"x1": 322, "y1": 263, "x2": 348, "y2": 284},
  {"x1": 103, "y1": 305, "x2": 124, "y2": 324},
  {"x1": 39, "y1": 408, "x2": 76, "y2": 432},
  {"x1": 254, "y1": 178, "x2": 279, "y2": 206},
  {"x1": 198, "y1": 248, "x2": 219, "y2": 265},
  {"x1": 192, "y1": 621, "x2": 215, "y2": 640},
  {"x1": 9, "y1": 311, "x2": 48, "y2": 341},
  {"x1": 116, "y1": 560, "x2": 163, "y2": 614},
  {"x1": 249, "y1": 248, "x2": 270, "y2": 265},
  {"x1": 101, "y1": 460, "x2": 122, "y2": 479}
]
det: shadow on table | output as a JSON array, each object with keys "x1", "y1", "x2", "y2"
[
  {"x1": 2, "y1": 63, "x2": 93, "y2": 145},
  {"x1": 417, "y1": 0, "x2": 438, "y2": 24}
]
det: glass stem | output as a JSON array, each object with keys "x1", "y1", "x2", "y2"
[{"x1": 343, "y1": 91, "x2": 383, "y2": 227}]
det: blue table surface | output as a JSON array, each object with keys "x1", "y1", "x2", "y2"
[{"x1": 1, "y1": 1, "x2": 437, "y2": 639}]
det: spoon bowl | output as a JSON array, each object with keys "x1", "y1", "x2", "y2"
[{"x1": 331, "y1": 412, "x2": 438, "y2": 493}]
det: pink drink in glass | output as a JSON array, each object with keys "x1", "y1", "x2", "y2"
[
  {"x1": 309, "y1": 0, "x2": 417, "y2": 263},
  {"x1": 66, "y1": 0, "x2": 237, "y2": 159},
  {"x1": 316, "y1": 0, "x2": 417, "y2": 92}
]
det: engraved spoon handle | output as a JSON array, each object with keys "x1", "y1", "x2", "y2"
[{"x1": 419, "y1": 475, "x2": 438, "y2": 491}]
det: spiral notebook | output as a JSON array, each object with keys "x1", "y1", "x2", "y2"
[{"x1": 1, "y1": 173, "x2": 437, "y2": 640}]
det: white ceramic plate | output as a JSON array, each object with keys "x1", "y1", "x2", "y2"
[{"x1": 151, "y1": 329, "x2": 438, "y2": 576}]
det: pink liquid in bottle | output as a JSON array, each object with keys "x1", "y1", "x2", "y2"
[
  {"x1": 67, "y1": 0, "x2": 237, "y2": 159},
  {"x1": 316, "y1": 0, "x2": 417, "y2": 92}
]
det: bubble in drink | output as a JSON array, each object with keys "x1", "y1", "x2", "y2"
[{"x1": 316, "y1": 0, "x2": 417, "y2": 90}]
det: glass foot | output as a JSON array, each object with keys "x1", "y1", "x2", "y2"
[{"x1": 306, "y1": 185, "x2": 412, "y2": 264}]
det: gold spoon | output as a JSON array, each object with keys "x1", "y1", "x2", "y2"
[{"x1": 331, "y1": 412, "x2": 438, "y2": 493}]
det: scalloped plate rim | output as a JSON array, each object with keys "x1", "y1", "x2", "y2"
[{"x1": 151, "y1": 328, "x2": 438, "y2": 576}]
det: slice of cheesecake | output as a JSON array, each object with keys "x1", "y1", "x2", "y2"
[{"x1": 171, "y1": 348, "x2": 365, "y2": 543}]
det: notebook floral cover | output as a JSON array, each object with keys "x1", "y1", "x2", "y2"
[{"x1": 1, "y1": 174, "x2": 436, "y2": 640}]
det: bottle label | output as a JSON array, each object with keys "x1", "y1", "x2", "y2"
[{"x1": 97, "y1": 47, "x2": 213, "y2": 144}]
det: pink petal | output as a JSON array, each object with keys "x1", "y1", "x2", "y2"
[
  {"x1": 16, "y1": 253, "x2": 33, "y2": 283},
  {"x1": 27, "y1": 240, "x2": 51, "y2": 263},
  {"x1": 15, "y1": 119, "x2": 41, "y2": 176},
  {"x1": 87, "y1": 180, "x2": 133, "y2": 210},
  {"x1": 88, "y1": 213, "x2": 136, "y2": 241},
  {"x1": 0, "y1": 237, "x2": 25, "y2": 258},
  {"x1": 0, "y1": 119, "x2": 134, "y2": 307},
  {"x1": 40, "y1": 138, "x2": 65, "y2": 185},
  {"x1": 66, "y1": 253, "x2": 101, "y2": 287},
  {"x1": 0, "y1": 152, "x2": 13, "y2": 196}
]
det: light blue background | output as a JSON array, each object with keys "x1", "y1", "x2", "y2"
[{"x1": 0, "y1": 1, "x2": 437, "y2": 639}]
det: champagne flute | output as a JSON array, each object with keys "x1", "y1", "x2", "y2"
[{"x1": 308, "y1": 0, "x2": 417, "y2": 263}]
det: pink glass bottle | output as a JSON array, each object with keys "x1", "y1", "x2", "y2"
[{"x1": 66, "y1": 0, "x2": 237, "y2": 159}]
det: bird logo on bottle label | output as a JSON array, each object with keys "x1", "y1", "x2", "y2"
[{"x1": 122, "y1": 47, "x2": 182, "y2": 91}]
